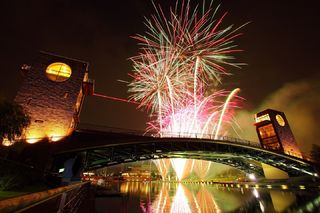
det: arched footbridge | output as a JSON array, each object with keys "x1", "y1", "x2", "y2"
[{"x1": 51, "y1": 129, "x2": 319, "y2": 178}]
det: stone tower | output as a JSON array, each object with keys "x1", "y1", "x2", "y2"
[
  {"x1": 14, "y1": 51, "x2": 89, "y2": 143},
  {"x1": 255, "y1": 109, "x2": 302, "y2": 158}
]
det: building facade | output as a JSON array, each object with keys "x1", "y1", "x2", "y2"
[
  {"x1": 255, "y1": 109, "x2": 302, "y2": 158},
  {"x1": 14, "y1": 52, "x2": 89, "y2": 143}
]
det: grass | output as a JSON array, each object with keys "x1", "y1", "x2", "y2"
[
  {"x1": 0, "y1": 191, "x2": 26, "y2": 200},
  {"x1": 0, "y1": 184, "x2": 49, "y2": 200}
]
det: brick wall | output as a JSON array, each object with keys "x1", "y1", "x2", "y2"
[{"x1": 15, "y1": 52, "x2": 88, "y2": 143}]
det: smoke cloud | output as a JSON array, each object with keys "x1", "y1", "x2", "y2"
[{"x1": 233, "y1": 79, "x2": 320, "y2": 155}]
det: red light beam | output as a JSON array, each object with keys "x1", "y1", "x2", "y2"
[{"x1": 93, "y1": 92, "x2": 140, "y2": 105}]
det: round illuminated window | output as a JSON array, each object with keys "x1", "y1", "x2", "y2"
[
  {"x1": 276, "y1": 114, "x2": 285, "y2": 126},
  {"x1": 46, "y1": 62, "x2": 72, "y2": 82}
]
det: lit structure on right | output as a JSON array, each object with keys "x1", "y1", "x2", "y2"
[{"x1": 255, "y1": 109, "x2": 302, "y2": 158}]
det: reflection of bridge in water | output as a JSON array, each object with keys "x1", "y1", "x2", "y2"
[
  {"x1": 51, "y1": 124, "x2": 319, "y2": 178},
  {"x1": 105, "y1": 181, "x2": 320, "y2": 213}
]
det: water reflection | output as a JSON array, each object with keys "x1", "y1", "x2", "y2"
[
  {"x1": 96, "y1": 181, "x2": 320, "y2": 212},
  {"x1": 152, "y1": 184, "x2": 171, "y2": 213},
  {"x1": 193, "y1": 161, "x2": 211, "y2": 180},
  {"x1": 170, "y1": 184, "x2": 191, "y2": 213},
  {"x1": 269, "y1": 190, "x2": 296, "y2": 212},
  {"x1": 193, "y1": 186, "x2": 220, "y2": 213}
]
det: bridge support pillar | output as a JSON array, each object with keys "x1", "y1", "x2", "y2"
[
  {"x1": 61, "y1": 154, "x2": 84, "y2": 185},
  {"x1": 262, "y1": 163, "x2": 289, "y2": 179}
]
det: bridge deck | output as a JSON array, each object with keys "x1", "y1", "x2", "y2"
[{"x1": 48, "y1": 129, "x2": 318, "y2": 178}]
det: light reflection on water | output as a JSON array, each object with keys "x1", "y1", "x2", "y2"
[{"x1": 95, "y1": 182, "x2": 320, "y2": 213}]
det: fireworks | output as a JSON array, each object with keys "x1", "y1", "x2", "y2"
[{"x1": 129, "y1": 0, "x2": 245, "y2": 180}]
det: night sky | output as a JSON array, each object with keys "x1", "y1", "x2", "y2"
[{"x1": 0, "y1": 1, "x2": 319, "y2": 153}]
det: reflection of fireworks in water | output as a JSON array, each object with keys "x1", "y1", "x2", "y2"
[
  {"x1": 193, "y1": 186, "x2": 221, "y2": 213},
  {"x1": 151, "y1": 183, "x2": 222, "y2": 212},
  {"x1": 170, "y1": 184, "x2": 192, "y2": 213},
  {"x1": 170, "y1": 159, "x2": 194, "y2": 181},
  {"x1": 153, "y1": 159, "x2": 171, "y2": 180},
  {"x1": 137, "y1": 183, "x2": 224, "y2": 212},
  {"x1": 129, "y1": 1, "x2": 245, "y2": 180},
  {"x1": 194, "y1": 160, "x2": 212, "y2": 180},
  {"x1": 152, "y1": 184, "x2": 171, "y2": 213}
]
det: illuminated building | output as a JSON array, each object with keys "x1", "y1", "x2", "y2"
[
  {"x1": 14, "y1": 51, "x2": 92, "y2": 143},
  {"x1": 121, "y1": 171, "x2": 152, "y2": 181},
  {"x1": 255, "y1": 109, "x2": 302, "y2": 158},
  {"x1": 121, "y1": 167, "x2": 155, "y2": 181}
]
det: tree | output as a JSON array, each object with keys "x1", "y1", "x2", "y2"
[{"x1": 0, "y1": 100, "x2": 30, "y2": 142}]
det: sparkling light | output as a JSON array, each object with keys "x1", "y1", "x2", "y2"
[
  {"x1": 252, "y1": 188, "x2": 259, "y2": 198},
  {"x1": 129, "y1": 0, "x2": 245, "y2": 180},
  {"x1": 248, "y1": 174, "x2": 256, "y2": 181}
]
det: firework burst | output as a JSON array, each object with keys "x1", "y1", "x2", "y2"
[{"x1": 129, "y1": 0, "x2": 245, "y2": 180}]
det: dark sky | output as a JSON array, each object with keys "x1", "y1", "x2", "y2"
[{"x1": 1, "y1": 0, "x2": 319, "y2": 133}]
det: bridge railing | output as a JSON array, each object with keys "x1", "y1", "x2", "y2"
[
  {"x1": 159, "y1": 132, "x2": 262, "y2": 148},
  {"x1": 77, "y1": 123, "x2": 261, "y2": 148},
  {"x1": 57, "y1": 182, "x2": 90, "y2": 213},
  {"x1": 0, "y1": 182, "x2": 90, "y2": 213}
]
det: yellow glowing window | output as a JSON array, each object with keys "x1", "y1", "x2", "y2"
[
  {"x1": 276, "y1": 114, "x2": 285, "y2": 126},
  {"x1": 258, "y1": 124, "x2": 276, "y2": 139},
  {"x1": 46, "y1": 62, "x2": 72, "y2": 82}
]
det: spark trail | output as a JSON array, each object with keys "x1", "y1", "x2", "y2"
[{"x1": 129, "y1": 0, "x2": 246, "y2": 180}]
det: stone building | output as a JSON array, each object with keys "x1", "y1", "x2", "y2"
[{"x1": 14, "y1": 51, "x2": 91, "y2": 143}]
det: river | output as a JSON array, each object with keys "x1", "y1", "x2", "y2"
[{"x1": 93, "y1": 181, "x2": 320, "y2": 212}]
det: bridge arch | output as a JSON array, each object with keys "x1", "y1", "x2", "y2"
[{"x1": 51, "y1": 130, "x2": 318, "y2": 178}]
